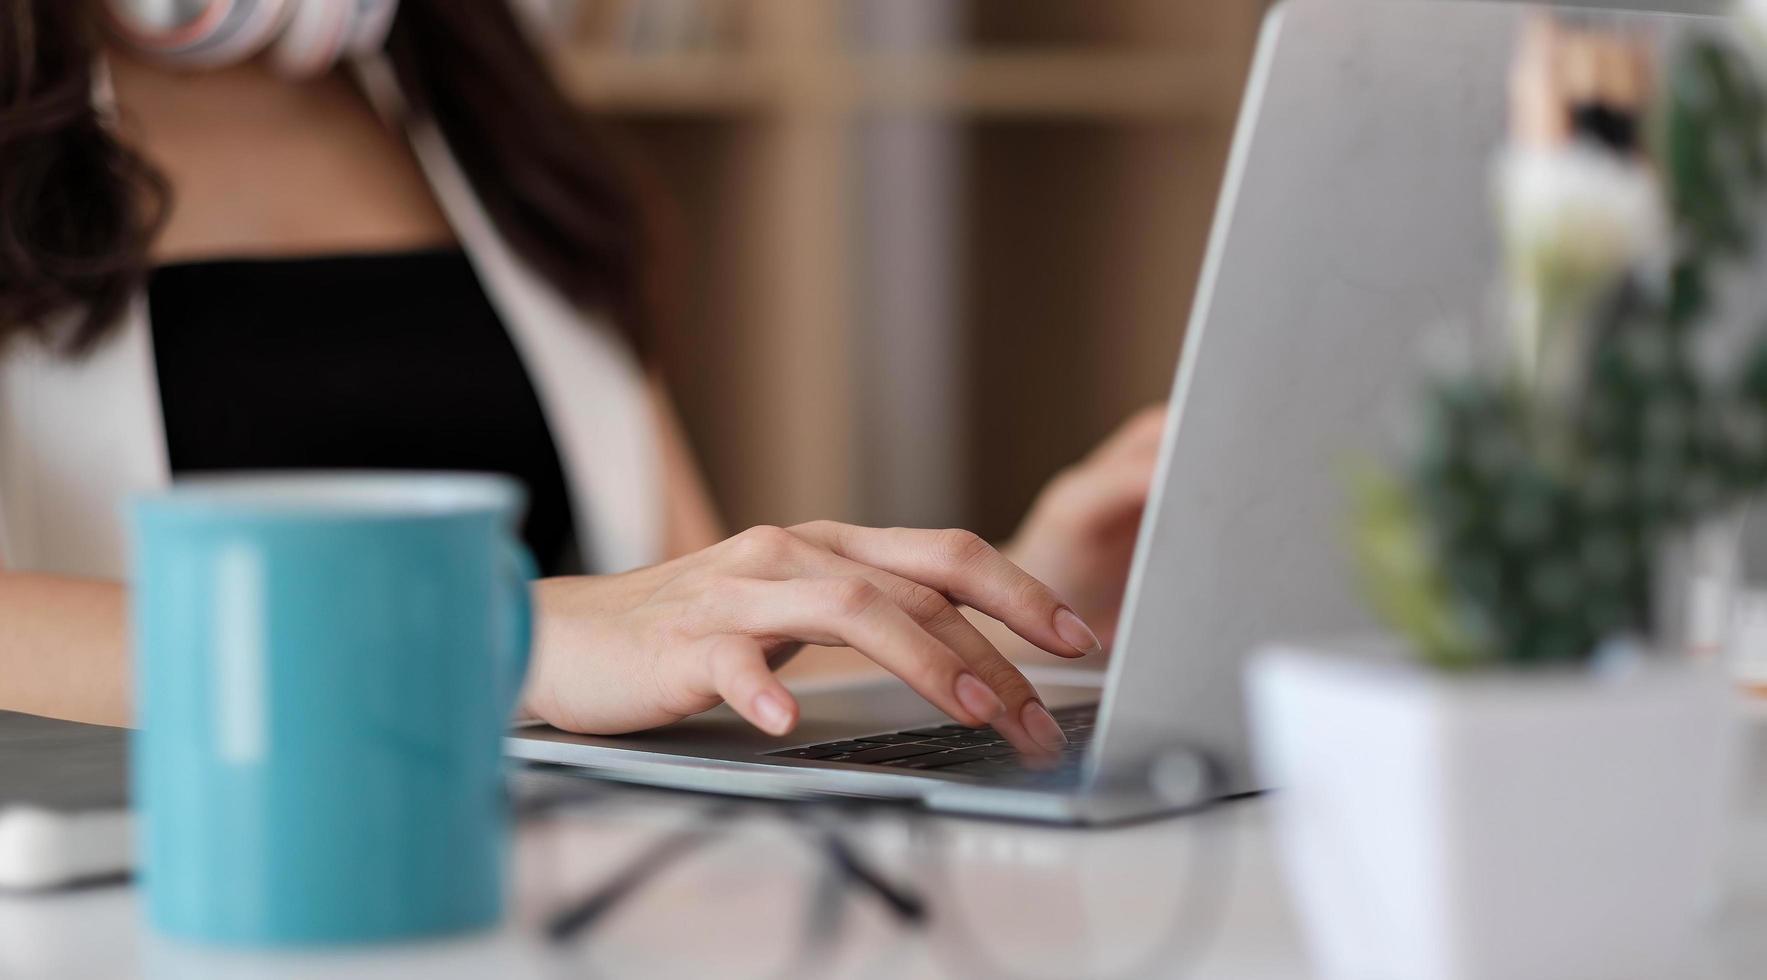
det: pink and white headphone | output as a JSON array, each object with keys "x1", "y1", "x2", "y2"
[{"x1": 105, "y1": 0, "x2": 402, "y2": 78}]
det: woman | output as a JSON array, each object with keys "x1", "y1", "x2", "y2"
[{"x1": 0, "y1": 1, "x2": 1162, "y2": 759}]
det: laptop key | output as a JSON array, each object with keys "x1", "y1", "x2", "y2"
[
  {"x1": 877, "y1": 753, "x2": 943, "y2": 768},
  {"x1": 837, "y1": 743, "x2": 949, "y2": 764},
  {"x1": 772, "y1": 745, "x2": 852, "y2": 760},
  {"x1": 902, "y1": 725, "x2": 970, "y2": 737},
  {"x1": 856, "y1": 733, "x2": 925, "y2": 744},
  {"x1": 825, "y1": 740, "x2": 895, "y2": 753},
  {"x1": 908, "y1": 748, "x2": 998, "y2": 769},
  {"x1": 881, "y1": 752, "x2": 963, "y2": 769},
  {"x1": 927, "y1": 734, "x2": 992, "y2": 748}
]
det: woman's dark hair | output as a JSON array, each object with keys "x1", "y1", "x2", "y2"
[{"x1": 0, "y1": 1, "x2": 654, "y2": 358}]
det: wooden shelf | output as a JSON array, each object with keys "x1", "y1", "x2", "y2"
[
  {"x1": 555, "y1": 51, "x2": 1244, "y2": 120},
  {"x1": 853, "y1": 52, "x2": 1243, "y2": 119},
  {"x1": 551, "y1": 2, "x2": 1268, "y2": 532},
  {"x1": 550, "y1": 53, "x2": 778, "y2": 112}
]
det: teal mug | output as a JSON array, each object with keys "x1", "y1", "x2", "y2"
[{"x1": 128, "y1": 473, "x2": 534, "y2": 946}]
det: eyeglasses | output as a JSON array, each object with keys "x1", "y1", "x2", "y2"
[
  {"x1": 516, "y1": 782, "x2": 932, "y2": 978},
  {"x1": 541, "y1": 800, "x2": 925, "y2": 942},
  {"x1": 512, "y1": 763, "x2": 1238, "y2": 980}
]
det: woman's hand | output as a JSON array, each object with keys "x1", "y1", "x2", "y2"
[
  {"x1": 1002, "y1": 406, "x2": 1165, "y2": 651},
  {"x1": 519, "y1": 522, "x2": 1104, "y2": 757}
]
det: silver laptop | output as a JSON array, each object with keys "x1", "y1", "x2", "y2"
[{"x1": 508, "y1": 0, "x2": 1707, "y2": 823}]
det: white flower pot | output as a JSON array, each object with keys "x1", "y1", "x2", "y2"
[{"x1": 1247, "y1": 642, "x2": 1740, "y2": 980}]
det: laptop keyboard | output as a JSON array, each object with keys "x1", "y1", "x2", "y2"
[{"x1": 765, "y1": 703, "x2": 1097, "y2": 785}]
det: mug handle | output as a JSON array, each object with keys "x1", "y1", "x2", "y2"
[{"x1": 498, "y1": 537, "x2": 538, "y2": 719}]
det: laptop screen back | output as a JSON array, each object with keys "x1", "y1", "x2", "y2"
[{"x1": 1088, "y1": 0, "x2": 1705, "y2": 794}]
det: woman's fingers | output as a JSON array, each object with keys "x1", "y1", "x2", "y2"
[
  {"x1": 718, "y1": 529, "x2": 1065, "y2": 754},
  {"x1": 1049, "y1": 451, "x2": 1160, "y2": 537},
  {"x1": 786, "y1": 522, "x2": 1102, "y2": 659},
  {"x1": 819, "y1": 561, "x2": 1067, "y2": 756},
  {"x1": 716, "y1": 577, "x2": 1006, "y2": 729},
  {"x1": 1093, "y1": 404, "x2": 1166, "y2": 463},
  {"x1": 699, "y1": 635, "x2": 799, "y2": 736},
  {"x1": 696, "y1": 525, "x2": 1063, "y2": 750}
]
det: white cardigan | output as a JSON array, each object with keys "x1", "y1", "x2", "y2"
[{"x1": 0, "y1": 57, "x2": 663, "y2": 579}]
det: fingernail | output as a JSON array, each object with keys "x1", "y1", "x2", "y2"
[
  {"x1": 1022, "y1": 701, "x2": 1067, "y2": 751},
  {"x1": 753, "y1": 691, "x2": 793, "y2": 736},
  {"x1": 1053, "y1": 608, "x2": 1102, "y2": 655},
  {"x1": 954, "y1": 673, "x2": 1006, "y2": 723}
]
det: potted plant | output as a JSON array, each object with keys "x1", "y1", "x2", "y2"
[{"x1": 1248, "y1": 14, "x2": 1761, "y2": 980}]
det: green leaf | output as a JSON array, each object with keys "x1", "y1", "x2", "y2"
[{"x1": 1346, "y1": 462, "x2": 1491, "y2": 667}]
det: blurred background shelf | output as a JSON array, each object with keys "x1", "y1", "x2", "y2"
[
  {"x1": 552, "y1": 55, "x2": 778, "y2": 112},
  {"x1": 547, "y1": 0, "x2": 1269, "y2": 537},
  {"x1": 557, "y1": 52, "x2": 1243, "y2": 119},
  {"x1": 855, "y1": 52, "x2": 1242, "y2": 118}
]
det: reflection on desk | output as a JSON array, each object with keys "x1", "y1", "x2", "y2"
[{"x1": 5, "y1": 729, "x2": 1767, "y2": 979}]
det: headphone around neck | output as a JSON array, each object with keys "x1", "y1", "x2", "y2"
[{"x1": 105, "y1": 0, "x2": 401, "y2": 78}]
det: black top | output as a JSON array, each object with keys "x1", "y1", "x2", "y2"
[{"x1": 147, "y1": 248, "x2": 583, "y2": 575}]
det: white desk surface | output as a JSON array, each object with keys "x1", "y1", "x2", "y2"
[{"x1": 6, "y1": 724, "x2": 1767, "y2": 980}]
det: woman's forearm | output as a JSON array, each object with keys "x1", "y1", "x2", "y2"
[{"x1": 0, "y1": 572, "x2": 131, "y2": 727}]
